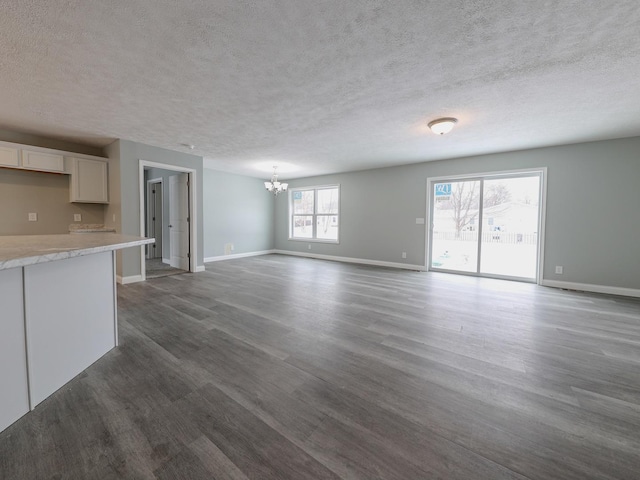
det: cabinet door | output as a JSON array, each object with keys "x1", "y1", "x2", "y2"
[
  {"x1": 21, "y1": 150, "x2": 65, "y2": 172},
  {"x1": 25, "y1": 252, "x2": 116, "y2": 407},
  {"x1": 70, "y1": 158, "x2": 109, "y2": 203},
  {"x1": 0, "y1": 268, "x2": 30, "y2": 433},
  {"x1": 0, "y1": 146, "x2": 19, "y2": 167}
]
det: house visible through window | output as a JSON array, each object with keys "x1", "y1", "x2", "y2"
[{"x1": 290, "y1": 185, "x2": 339, "y2": 242}]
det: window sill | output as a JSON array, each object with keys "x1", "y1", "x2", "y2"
[{"x1": 288, "y1": 238, "x2": 339, "y2": 245}]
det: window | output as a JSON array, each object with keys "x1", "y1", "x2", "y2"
[{"x1": 290, "y1": 185, "x2": 339, "y2": 242}]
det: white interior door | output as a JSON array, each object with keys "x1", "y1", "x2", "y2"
[{"x1": 169, "y1": 173, "x2": 190, "y2": 270}]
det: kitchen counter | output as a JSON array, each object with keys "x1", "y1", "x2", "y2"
[
  {"x1": 69, "y1": 223, "x2": 117, "y2": 234},
  {"x1": 0, "y1": 233, "x2": 153, "y2": 270},
  {"x1": 0, "y1": 233, "x2": 154, "y2": 434}
]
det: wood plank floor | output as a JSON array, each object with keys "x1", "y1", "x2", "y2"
[{"x1": 2, "y1": 254, "x2": 640, "y2": 479}]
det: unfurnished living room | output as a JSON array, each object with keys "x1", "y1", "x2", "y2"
[{"x1": 1, "y1": 2, "x2": 640, "y2": 479}]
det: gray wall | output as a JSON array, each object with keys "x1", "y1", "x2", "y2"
[
  {"x1": 275, "y1": 136, "x2": 640, "y2": 290},
  {"x1": 0, "y1": 168, "x2": 105, "y2": 235},
  {"x1": 203, "y1": 169, "x2": 274, "y2": 258},
  {"x1": 106, "y1": 139, "x2": 204, "y2": 279}
]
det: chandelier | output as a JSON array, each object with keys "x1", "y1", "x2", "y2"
[{"x1": 264, "y1": 166, "x2": 288, "y2": 196}]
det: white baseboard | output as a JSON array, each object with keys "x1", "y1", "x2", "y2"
[
  {"x1": 162, "y1": 258, "x2": 170, "y2": 265},
  {"x1": 195, "y1": 265, "x2": 206, "y2": 272},
  {"x1": 541, "y1": 279, "x2": 640, "y2": 298},
  {"x1": 116, "y1": 274, "x2": 144, "y2": 285},
  {"x1": 204, "y1": 250, "x2": 275, "y2": 263},
  {"x1": 273, "y1": 250, "x2": 426, "y2": 271}
]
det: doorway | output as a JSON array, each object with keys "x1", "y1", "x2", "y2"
[
  {"x1": 428, "y1": 170, "x2": 545, "y2": 282},
  {"x1": 139, "y1": 161, "x2": 197, "y2": 281},
  {"x1": 144, "y1": 175, "x2": 186, "y2": 279}
]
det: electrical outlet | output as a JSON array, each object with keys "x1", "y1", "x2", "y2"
[
  {"x1": 555, "y1": 266, "x2": 563, "y2": 274},
  {"x1": 112, "y1": 213, "x2": 116, "y2": 222},
  {"x1": 308, "y1": 244, "x2": 312, "y2": 250},
  {"x1": 28, "y1": 212, "x2": 38, "y2": 222},
  {"x1": 74, "y1": 213, "x2": 82, "y2": 222},
  {"x1": 230, "y1": 243, "x2": 234, "y2": 251},
  {"x1": 402, "y1": 252, "x2": 407, "y2": 259}
]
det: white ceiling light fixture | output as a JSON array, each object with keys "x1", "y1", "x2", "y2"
[
  {"x1": 264, "y1": 166, "x2": 288, "y2": 196},
  {"x1": 428, "y1": 117, "x2": 458, "y2": 135}
]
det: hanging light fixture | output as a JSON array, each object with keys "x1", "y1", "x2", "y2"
[
  {"x1": 264, "y1": 166, "x2": 288, "y2": 196},
  {"x1": 428, "y1": 117, "x2": 458, "y2": 135}
]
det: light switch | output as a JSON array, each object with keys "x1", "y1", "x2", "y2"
[
  {"x1": 74, "y1": 214, "x2": 82, "y2": 222},
  {"x1": 28, "y1": 212, "x2": 38, "y2": 221}
]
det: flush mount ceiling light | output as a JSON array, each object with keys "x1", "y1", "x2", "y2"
[
  {"x1": 428, "y1": 117, "x2": 458, "y2": 135},
  {"x1": 264, "y1": 166, "x2": 288, "y2": 196}
]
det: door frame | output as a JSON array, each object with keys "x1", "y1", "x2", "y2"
[
  {"x1": 138, "y1": 160, "x2": 198, "y2": 281},
  {"x1": 146, "y1": 177, "x2": 163, "y2": 260},
  {"x1": 425, "y1": 167, "x2": 547, "y2": 284}
]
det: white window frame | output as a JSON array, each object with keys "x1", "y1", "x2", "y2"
[
  {"x1": 425, "y1": 167, "x2": 547, "y2": 284},
  {"x1": 288, "y1": 184, "x2": 340, "y2": 243}
]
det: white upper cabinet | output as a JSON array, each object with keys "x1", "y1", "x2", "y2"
[
  {"x1": 0, "y1": 142, "x2": 110, "y2": 204},
  {"x1": 21, "y1": 150, "x2": 65, "y2": 173},
  {"x1": 69, "y1": 157, "x2": 109, "y2": 203},
  {"x1": 0, "y1": 146, "x2": 20, "y2": 167}
]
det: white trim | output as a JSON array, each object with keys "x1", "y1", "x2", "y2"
[
  {"x1": 537, "y1": 167, "x2": 548, "y2": 284},
  {"x1": 426, "y1": 167, "x2": 548, "y2": 183},
  {"x1": 204, "y1": 250, "x2": 276, "y2": 263},
  {"x1": 425, "y1": 178, "x2": 432, "y2": 273},
  {"x1": 273, "y1": 250, "x2": 426, "y2": 271},
  {"x1": 287, "y1": 238, "x2": 340, "y2": 244},
  {"x1": 195, "y1": 265, "x2": 206, "y2": 272},
  {"x1": 162, "y1": 257, "x2": 170, "y2": 264},
  {"x1": 116, "y1": 274, "x2": 144, "y2": 285},
  {"x1": 541, "y1": 280, "x2": 640, "y2": 298},
  {"x1": 288, "y1": 184, "x2": 340, "y2": 243},
  {"x1": 139, "y1": 160, "x2": 198, "y2": 281},
  {"x1": 288, "y1": 183, "x2": 341, "y2": 192}
]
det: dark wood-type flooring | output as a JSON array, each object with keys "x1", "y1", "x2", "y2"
[
  {"x1": 145, "y1": 258, "x2": 186, "y2": 279},
  {"x1": 2, "y1": 254, "x2": 640, "y2": 479}
]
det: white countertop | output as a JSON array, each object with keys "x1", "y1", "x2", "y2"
[{"x1": 0, "y1": 233, "x2": 155, "y2": 270}]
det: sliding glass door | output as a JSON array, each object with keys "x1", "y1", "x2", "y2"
[
  {"x1": 431, "y1": 180, "x2": 481, "y2": 273},
  {"x1": 430, "y1": 171, "x2": 542, "y2": 281}
]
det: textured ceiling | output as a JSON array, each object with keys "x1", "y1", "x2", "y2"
[{"x1": 1, "y1": 1, "x2": 639, "y2": 178}]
